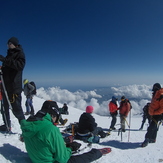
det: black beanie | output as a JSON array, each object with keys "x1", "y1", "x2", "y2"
[
  {"x1": 121, "y1": 96, "x2": 126, "y2": 100},
  {"x1": 7, "y1": 37, "x2": 19, "y2": 46},
  {"x1": 152, "y1": 83, "x2": 161, "y2": 91},
  {"x1": 41, "y1": 100, "x2": 60, "y2": 121}
]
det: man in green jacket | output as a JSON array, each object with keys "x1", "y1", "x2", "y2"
[{"x1": 21, "y1": 100, "x2": 111, "y2": 163}]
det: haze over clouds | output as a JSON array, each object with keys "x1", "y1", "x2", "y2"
[{"x1": 36, "y1": 84, "x2": 155, "y2": 116}]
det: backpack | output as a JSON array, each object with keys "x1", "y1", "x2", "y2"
[{"x1": 29, "y1": 81, "x2": 37, "y2": 95}]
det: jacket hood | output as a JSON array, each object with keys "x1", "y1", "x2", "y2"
[{"x1": 21, "y1": 113, "x2": 52, "y2": 138}]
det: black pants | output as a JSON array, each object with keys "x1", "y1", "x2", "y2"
[
  {"x1": 67, "y1": 148, "x2": 102, "y2": 163},
  {"x1": 1, "y1": 92, "x2": 25, "y2": 127},
  {"x1": 140, "y1": 114, "x2": 151, "y2": 128},
  {"x1": 145, "y1": 115, "x2": 162, "y2": 140},
  {"x1": 110, "y1": 113, "x2": 117, "y2": 128}
]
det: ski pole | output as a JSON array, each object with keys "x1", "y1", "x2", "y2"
[
  {"x1": 124, "y1": 117, "x2": 130, "y2": 128},
  {"x1": 128, "y1": 110, "x2": 131, "y2": 142}
]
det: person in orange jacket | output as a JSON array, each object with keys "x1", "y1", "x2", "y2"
[
  {"x1": 119, "y1": 96, "x2": 132, "y2": 132},
  {"x1": 108, "y1": 96, "x2": 119, "y2": 131},
  {"x1": 141, "y1": 83, "x2": 163, "y2": 147}
]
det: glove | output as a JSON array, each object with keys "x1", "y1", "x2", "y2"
[
  {"x1": 0, "y1": 55, "x2": 5, "y2": 62},
  {"x1": 66, "y1": 141, "x2": 81, "y2": 151}
]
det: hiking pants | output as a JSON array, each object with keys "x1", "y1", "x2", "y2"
[
  {"x1": 25, "y1": 97, "x2": 34, "y2": 113},
  {"x1": 145, "y1": 115, "x2": 162, "y2": 140},
  {"x1": 1, "y1": 92, "x2": 25, "y2": 127},
  {"x1": 110, "y1": 113, "x2": 117, "y2": 129},
  {"x1": 120, "y1": 115, "x2": 126, "y2": 130},
  {"x1": 67, "y1": 148, "x2": 102, "y2": 163}
]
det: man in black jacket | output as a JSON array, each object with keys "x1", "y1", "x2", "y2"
[{"x1": 0, "y1": 37, "x2": 25, "y2": 132}]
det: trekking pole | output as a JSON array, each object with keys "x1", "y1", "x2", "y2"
[
  {"x1": 128, "y1": 110, "x2": 131, "y2": 142},
  {"x1": 0, "y1": 69, "x2": 13, "y2": 111},
  {"x1": 124, "y1": 117, "x2": 130, "y2": 128},
  {"x1": 0, "y1": 99, "x2": 11, "y2": 132},
  {"x1": 118, "y1": 117, "x2": 123, "y2": 141},
  {"x1": 0, "y1": 74, "x2": 11, "y2": 132}
]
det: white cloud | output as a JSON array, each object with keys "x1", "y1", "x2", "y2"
[{"x1": 36, "y1": 84, "x2": 152, "y2": 116}]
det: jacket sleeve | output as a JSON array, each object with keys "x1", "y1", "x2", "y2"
[
  {"x1": 124, "y1": 102, "x2": 131, "y2": 116},
  {"x1": 151, "y1": 97, "x2": 163, "y2": 115},
  {"x1": 3, "y1": 49, "x2": 25, "y2": 71},
  {"x1": 50, "y1": 127, "x2": 72, "y2": 163},
  {"x1": 109, "y1": 102, "x2": 118, "y2": 113}
]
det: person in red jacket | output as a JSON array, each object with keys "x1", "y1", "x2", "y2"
[
  {"x1": 119, "y1": 96, "x2": 131, "y2": 132},
  {"x1": 108, "y1": 96, "x2": 118, "y2": 131},
  {"x1": 141, "y1": 83, "x2": 163, "y2": 147}
]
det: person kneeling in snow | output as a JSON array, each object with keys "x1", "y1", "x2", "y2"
[
  {"x1": 76, "y1": 106, "x2": 110, "y2": 143},
  {"x1": 20, "y1": 101, "x2": 111, "y2": 163}
]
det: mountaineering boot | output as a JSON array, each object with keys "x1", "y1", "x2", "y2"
[
  {"x1": 106, "y1": 132, "x2": 111, "y2": 136},
  {"x1": 149, "y1": 139, "x2": 156, "y2": 143},
  {"x1": 141, "y1": 138, "x2": 149, "y2": 147},
  {"x1": 0, "y1": 124, "x2": 11, "y2": 132},
  {"x1": 30, "y1": 111, "x2": 34, "y2": 116},
  {"x1": 24, "y1": 112, "x2": 30, "y2": 115},
  {"x1": 62, "y1": 119, "x2": 68, "y2": 126},
  {"x1": 99, "y1": 131, "x2": 108, "y2": 138},
  {"x1": 98, "y1": 148, "x2": 112, "y2": 155}
]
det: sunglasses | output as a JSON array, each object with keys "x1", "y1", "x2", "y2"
[{"x1": 8, "y1": 42, "x2": 13, "y2": 45}]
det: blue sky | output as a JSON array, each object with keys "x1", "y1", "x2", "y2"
[{"x1": 1, "y1": 0, "x2": 163, "y2": 89}]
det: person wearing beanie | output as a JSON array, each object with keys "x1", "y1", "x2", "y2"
[
  {"x1": 86, "y1": 105, "x2": 94, "y2": 113},
  {"x1": 20, "y1": 101, "x2": 111, "y2": 163},
  {"x1": 23, "y1": 79, "x2": 35, "y2": 116},
  {"x1": 0, "y1": 37, "x2": 25, "y2": 132},
  {"x1": 108, "y1": 96, "x2": 119, "y2": 131},
  {"x1": 76, "y1": 105, "x2": 109, "y2": 143},
  {"x1": 142, "y1": 83, "x2": 163, "y2": 147},
  {"x1": 119, "y1": 96, "x2": 132, "y2": 132}
]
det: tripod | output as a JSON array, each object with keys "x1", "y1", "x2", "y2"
[{"x1": 0, "y1": 69, "x2": 13, "y2": 132}]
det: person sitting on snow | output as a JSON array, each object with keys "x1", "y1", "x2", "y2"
[
  {"x1": 59, "y1": 103, "x2": 69, "y2": 115},
  {"x1": 20, "y1": 100, "x2": 111, "y2": 163},
  {"x1": 76, "y1": 106, "x2": 109, "y2": 143}
]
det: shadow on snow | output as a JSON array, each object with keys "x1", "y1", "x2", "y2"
[{"x1": 0, "y1": 143, "x2": 32, "y2": 163}]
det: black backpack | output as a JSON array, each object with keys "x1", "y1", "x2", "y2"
[{"x1": 30, "y1": 81, "x2": 37, "y2": 95}]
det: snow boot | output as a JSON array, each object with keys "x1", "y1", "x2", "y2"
[
  {"x1": 99, "y1": 131, "x2": 108, "y2": 138},
  {"x1": 98, "y1": 148, "x2": 111, "y2": 155},
  {"x1": 0, "y1": 125, "x2": 11, "y2": 132},
  {"x1": 62, "y1": 119, "x2": 68, "y2": 126},
  {"x1": 149, "y1": 139, "x2": 156, "y2": 143},
  {"x1": 24, "y1": 112, "x2": 30, "y2": 115},
  {"x1": 141, "y1": 138, "x2": 149, "y2": 147}
]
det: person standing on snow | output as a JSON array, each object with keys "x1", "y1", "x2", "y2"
[
  {"x1": 23, "y1": 79, "x2": 35, "y2": 116},
  {"x1": 108, "y1": 96, "x2": 119, "y2": 131},
  {"x1": 20, "y1": 101, "x2": 111, "y2": 163},
  {"x1": 119, "y1": 96, "x2": 132, "y2": 132},
  {"x1": 139, "y1": 102, "x2": 151, "y2": 130},
  {"x1": 0, "y1": 37, "x2": 25, "y2": 132},
  {"x1": 141, "y1": 83, "x2": 163, "y2": 147}
]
